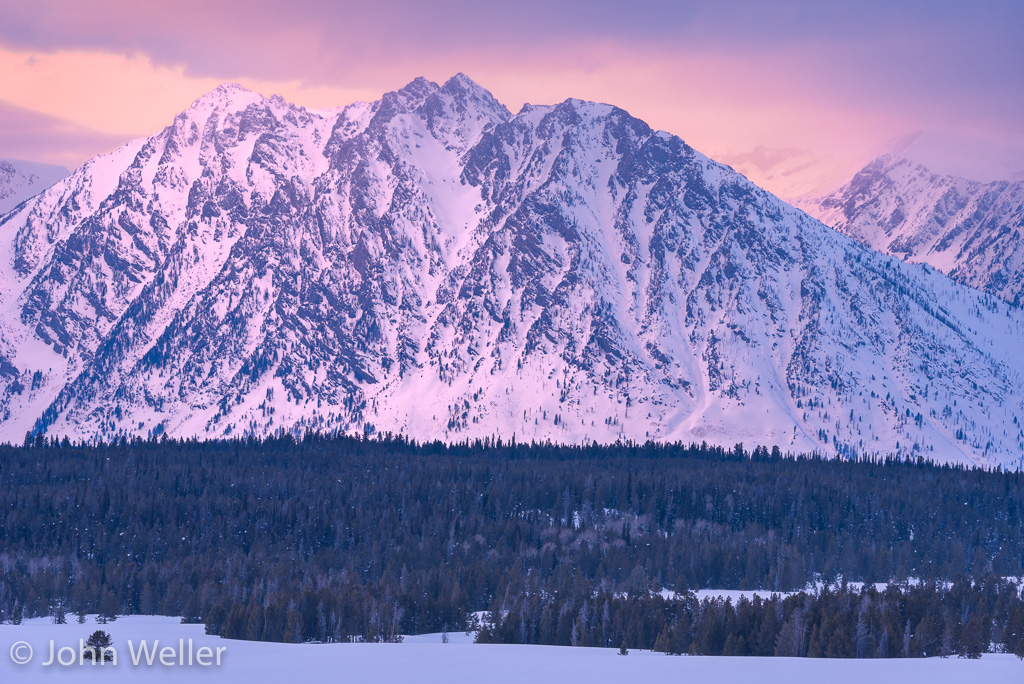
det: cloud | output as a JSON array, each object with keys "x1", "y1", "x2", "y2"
[
  {"x1": 0, "y1": 100, "x2": 131, "y2": 168},
  {"x1": 0, "y1": 0, "x2": 1021, "y2": 166},
  {"x1": 0, "y1": 47, "x2": 378, "y2": 138}
]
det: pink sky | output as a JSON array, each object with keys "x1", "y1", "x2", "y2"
[{"x1": 1, "y1": 0, "x2": 1021, "y2": 172}]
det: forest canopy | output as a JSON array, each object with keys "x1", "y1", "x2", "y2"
[{"x1": 0, "y1": 432, "x2": 1021, "y2": 656}]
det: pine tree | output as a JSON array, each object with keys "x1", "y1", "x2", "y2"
[
  {"x1": 855, "y1": 604, "x2": 874, "y2": 658},
  {"x1": 618, "y1": 640, "x2": 628, "y2": 656},
  {"x1": 285, "y1": 607, "x2": 303, "y2": 643},
  {"x1": 83, "y1": 630, "x2": 115, "y2": 662},
  {"x1": 139, "y1": 582, "x2": 159, "y2": 615},
  {"x1": 51, "y1": 598, "x2": 67, "y2": 625},
  {"x1": 775, "y1": 609, "x2": 806, "y2": 657},
  {"x1": 245, "y1": 603, "x2": 264, "y2": 641},
  {"x1": 807, "y1": 623, "x2": 825, "y2": 658},
  {"x1": 723, "y1": 633, "x2": 746, "y2": 656},
  {"x1": 913, "y1": 613, "x2": 942, "y2": 657},
  {"x1": 940, "y1": 618, "x2": 956, "y2": 657},
  {"x1": 205, "y1": 603, "x2": 228, "y2": 636},
  {"x1": 875, "y1": 626, "x2": 889, "y2": 658},
  {"x1": 958, "y1": 616, "x2": 984, "y2": 659},
  {"x1": 96, "y1": 590, "x2": 119, "y2": 624},
  {"x1": 653, "y1": 628, "x2": 670, "y2": 654},
  {"x1": 1006, "y1": 606, "x2": 1024, "y2": 659}
]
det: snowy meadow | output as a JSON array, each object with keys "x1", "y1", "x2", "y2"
[{"x1": 0, "y1": 616, "x2": 1018, "y2": 684}]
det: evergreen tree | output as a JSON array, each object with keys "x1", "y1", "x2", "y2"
[
  {"x1": 205, "y1": 604, "x2": 228, "y2": 636},
  {"x1": 940, "y1": 618, "x2": 956, "y2": 657},
  {"x1": 1006, "y1": 606, "x2": 1024, "y2": 659},
  {"x1": 958, "y1": 616, "x2": 984, "y2": 659},
  {"x1": 83, "y1": 630, "x2": 115, "y2": 662},
  {"x1": 653, "y1": 628, "x2": 670, "y2": 654},
  {"x1": 96, "y1": 591, "x2": 119, "y2": 624},
  {"x1": 51, "y1": 598, "x2": 67, "y2": 625}
]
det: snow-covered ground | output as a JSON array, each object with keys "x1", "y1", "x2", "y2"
[
  {"x1": 0, "y1": 616, "x2": 1017, "y2": 683},
  {"x1": 679, "y1": 579, "x2": 949, "y2": 604}
]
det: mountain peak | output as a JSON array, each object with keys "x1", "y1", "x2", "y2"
[
  {"x1": 885, "y1": 129, "x2": 1024, "y2": 183},
  {"x1": 213, "y1": 82, "x2": 251, "y2": 95},
  {"x1": 186, "y1": 82, "x2": 265, "y2": 116},
  {"x1": 441, "y1": 72, "x2": 510, "y2": 121},
  {"x1": 396, "y1": 76, "x2": 440, "y2": 100},
  {"x1": 441, "y1": 72, "x2": 491, "y2": 99},
  {"x1": 559, "y1": 97, "x2": 615, "y2": 117},
  {"x1": 372, "y1": 76, "x2": 441, "y2": 119},
  {"x1": 443, "y1": 72, "x2": 479, "y2": 89}
]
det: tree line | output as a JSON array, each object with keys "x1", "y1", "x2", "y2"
[
  {"x1": 0, "y1": 431, "x2": 1021, "y2": 656},
  {"x1": 477, "y1": 577, "x2": 1024, "y2": 658}
]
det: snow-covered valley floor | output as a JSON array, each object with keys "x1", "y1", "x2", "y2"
[{"x1": 0, "y1": 616, "x2": 1017, "y2": 683}]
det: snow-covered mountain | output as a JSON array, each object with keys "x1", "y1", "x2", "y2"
[
  {"x1": 807, "y1": 133, "x2": 1024, "y2": 306},
  {"x1": 2, "y1": 76, "x2": 1024, "y2": 468},
  {"x1": 0, "y1": 158, "x2": 69, "y2": 215}
]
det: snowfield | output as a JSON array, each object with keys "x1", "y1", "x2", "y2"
[{"x1": 0, "y1": 616, "x2": 1017, "y2": 683}]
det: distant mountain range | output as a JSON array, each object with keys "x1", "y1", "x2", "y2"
[
  {"x1": 0, "y1": 158, "x2": 68, "y2": 215},
  {"x1": 805, "y1": 136, "x2": 1024, "y2": 306},
  {"x1": 727, "y1": 132, "x2": 1024, "y2": 307},
  {"x1": 1, "y1": 76, "x2": 1023, "y2": 468}
]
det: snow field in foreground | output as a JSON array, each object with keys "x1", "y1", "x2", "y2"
[{"x1": 0, "y1": 616, "x2": 1017, "y2": 683}]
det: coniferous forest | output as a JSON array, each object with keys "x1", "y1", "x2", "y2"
[{"x1": 1, "y1": 433, "x2": 1023, "y2": 658}]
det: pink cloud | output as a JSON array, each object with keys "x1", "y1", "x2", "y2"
[
  {"x1": 0, "y1": 1, "x2": 1019, "y2": 169},
  {"x1": 0, "y1": 100, "x2": 127, "y2": 168}
]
